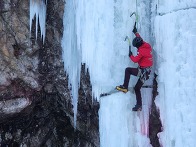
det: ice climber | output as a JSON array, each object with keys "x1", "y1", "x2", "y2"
[{"x1": 116, "y1": 24, "x2": 153, "y2": 111}]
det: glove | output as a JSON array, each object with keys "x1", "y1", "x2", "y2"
[
  {"x1": 132, "y1": 22, "x2": 137, "y2": 34},
  {"x1": 132, "y1": 26, "x2": 137, "y2": 34},
  {"x1": 129, "y1": 51, "x2": 132, "y2": 57}
]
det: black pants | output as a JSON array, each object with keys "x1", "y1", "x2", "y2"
[{"x1": 123, "y1": 67, "x2": 143, "y2": 106}]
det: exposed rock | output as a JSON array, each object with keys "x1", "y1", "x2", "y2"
[
  {"x1": 0, "y1": 97, "x2": 31, "y2": 114},
  {"x1": 149, "y1": 74, "x2": 162, "y2": 147}
]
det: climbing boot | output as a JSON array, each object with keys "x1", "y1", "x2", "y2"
[
  {"x1": 132, "y1": 105, "x2": 142, "y2": 111},
  {"x1": 116, "y1": 85, "x2": 128, "y2": 93}
]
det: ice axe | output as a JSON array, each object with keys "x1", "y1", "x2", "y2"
[
  {"x1": 130, "y1": 12, "x2": 138, "y2": 26},
  {"x1": 124, "y1": 36, "x2": 130, "y2": 45},
  {"x1": 130, "y1": 12, "x2": 136, "y2": 18}
]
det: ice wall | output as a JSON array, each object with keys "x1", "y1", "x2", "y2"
[
  {"x1": 30, "y1": 0, "x2": 47, "y2": 43},
  {"x1": 99, "y1": 92, "x2": 152, "y2": 147},
  {"x1": 62, "y1": 0, "x2": 134, "y2": 127},
  {"x1": 75, "y1": 0, "x2": 124, "y2": 98},
  {"x1": 62, "y1": 0, "x2": 155, "y2": 146},
  {"x1": 153, "y1": 1, "x2": 196, "y2": 146}
]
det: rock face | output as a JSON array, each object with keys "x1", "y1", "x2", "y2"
[
  {"x1": 149, "y1": 74, "x2": 162, "y2": 147},
  {"x1": 0, "y1": 0, "x2": 99, "y2": 146}
]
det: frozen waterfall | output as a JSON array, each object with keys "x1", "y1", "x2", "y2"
[{"x1": 28, "y1": 0, "x2": 196, "y2": 146}]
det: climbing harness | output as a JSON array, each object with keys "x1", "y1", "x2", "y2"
[{"x1": 137, "y1": 67, "x2": 152, "y2": 83}]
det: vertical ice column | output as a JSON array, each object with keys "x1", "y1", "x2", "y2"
[
  {"x1": 30, "y1": 0, "x2": 47, "y2": 43},
  {"x1": 76, "y1": 0, "x2": 116, "y2": 99},
  {"x1": 62, "y1": 0, "x2": 81, "y2": 128}
]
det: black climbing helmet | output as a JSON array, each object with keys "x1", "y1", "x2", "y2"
[{"x1": 132, "y1": 37, "x2": 143, "y2": 48}]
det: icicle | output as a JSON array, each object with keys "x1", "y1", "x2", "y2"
[
  {"x1": 30, "y1": 0, "x2": 47, "y2": 43},
  {"x1": 62, "y1": 0, "x2": 81, "y2": 128}
]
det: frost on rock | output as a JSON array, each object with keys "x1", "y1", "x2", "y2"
[
  {"x1": 0, "y1": 98, "x2": 31, "y2": 114},
  {"x1": 30, "y1": 0, "x2": 47, "y2": 43}
]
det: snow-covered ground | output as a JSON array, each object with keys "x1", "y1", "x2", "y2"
[{"x1": 60, "y1": 0, "x2": 196, "y2": 146}]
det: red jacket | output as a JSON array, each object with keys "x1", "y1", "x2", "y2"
[{"x1": 130, "y1": 33, "x2": 153, "y2": 68}]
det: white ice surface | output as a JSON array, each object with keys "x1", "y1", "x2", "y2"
[
  {"x1": 154, "y1": 8, "x2": 196, "y2": 147},
  {"x1": 61, "y1": 0, "x2": 196, "y2": 146}
]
